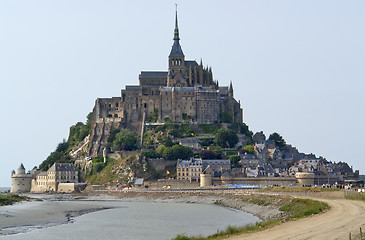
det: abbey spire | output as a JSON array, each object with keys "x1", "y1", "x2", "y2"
[{"x1": 169, "y1": 6, "x2": 184, "y2": 57}]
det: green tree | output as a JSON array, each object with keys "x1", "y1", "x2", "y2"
[
  {"x1": 200, "y1": 138, "x2": 214, "y2": 148},
  {"x1": 142, "y1": 149, "x2": 159, "y2": 159},
  {"x1": 200, "y1": 149, "x2": 215, "y2": 159},
  {"x1": 229, "y1": 155, "x2": 241, "y2": 168},
  {"x1": 162, "y1": 145, "x2": 193, "y2": 160},
  {"x1": 107, "y1": 129, "x2": 121, "y2": 143},
  {"x1": 156, "y1": 145, "x2": 167, "y2": 156},
  {"x1": 207, "y1": 146, "x2": 223, "y2": 159},
  {"x1": 269, "y1": 132, "x2": 286, "y2": 150},
  {"x1": 214, "y1": 128, "x2": 238, "y2": 148},
  {"x1": 243, "y1": 144, "x2": 254, "y2": 154},
  {"x1": 164, "y1": 136, "x2": 174, "y2": 147},
  {"x1": 112, "y1": 129, "x2": 138, "y2": 151},
  {"x1": 56, "y1": 139, "x2": 69, "y2": 152}
]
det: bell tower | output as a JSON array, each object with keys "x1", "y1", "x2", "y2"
[{"x1": 167, "y1": 6, "x2": 186, "y2": 87}]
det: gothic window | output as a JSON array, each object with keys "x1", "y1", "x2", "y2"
[
  {"x1": 109, "y1": 104, "x2": 111, "y2": 108},
  {"x1": 144, "y1": 103, "x2": 147, "y2": 108},
  {"x1": 116, "y1": 103, "x2": 119, "y2": 107}
]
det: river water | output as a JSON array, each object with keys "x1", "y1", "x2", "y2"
[{"x1": 0, "y1": 199, "x2": 260, "y2": 240}]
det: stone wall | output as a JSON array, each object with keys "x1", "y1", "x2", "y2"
[
  {"x1": 145, "y1": 179, "x2": 200, "y2": 189},
  {"x1": 148, "y1": 159, "x2": 176, "y2": 172},
  {"x1": 57, "y1": 183, "x2": 76, "y2": 193}
]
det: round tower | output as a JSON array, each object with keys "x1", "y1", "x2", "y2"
[
  {"x1": 200, "y1": 173, "x2": 212, "y2": 187},
  {"x1": 17, "y1": 163, "x2": 26, "y2": 174},
  {"x1": 11, "y1": 163, "x2": 33, "y2": 193}
]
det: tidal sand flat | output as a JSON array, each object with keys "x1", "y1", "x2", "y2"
[{"x1": 0, "y1": 195, "x2": 260, "y2": 240}]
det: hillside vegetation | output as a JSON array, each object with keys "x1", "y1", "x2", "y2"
[{"x1": 36, "y1": 113, "x2": 269, "y2": 185}]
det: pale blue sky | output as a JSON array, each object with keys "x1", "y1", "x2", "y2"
[{"x1": 1, "y1": 1, "x2": 364, "y2": 187}]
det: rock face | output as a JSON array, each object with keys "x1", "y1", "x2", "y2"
[{"x1": 87, "y1": 119, "x2": 125, "y2": 157}]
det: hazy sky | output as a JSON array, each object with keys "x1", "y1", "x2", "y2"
[{"x1": 1, "y1": 1, "x2": 364, "y2": 187}]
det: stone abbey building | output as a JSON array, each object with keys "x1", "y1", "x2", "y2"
[{"x1": 88, "y1": 10, "x2": 243, "y2": 156}]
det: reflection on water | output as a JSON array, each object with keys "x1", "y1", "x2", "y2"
[{"x1": 0, "y1": 201, "x2": 260, "y2": 240}]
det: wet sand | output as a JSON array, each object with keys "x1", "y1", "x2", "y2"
[{"x1": 0, "y1": 190, "x2": 285, "y2": 236}]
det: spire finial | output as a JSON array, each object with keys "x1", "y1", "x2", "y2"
[{"x1": 174, "y1": 4, "x2": 180, "y2": 41}]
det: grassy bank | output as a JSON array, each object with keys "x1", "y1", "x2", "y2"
[
  {"x1": 345, "y1": 192, "x2": 365, "y2": 201},
  {"x1": 0, "y1": 194, "x2": 33, "y2": 206},
  {"x1": 171, "y1": 197, "x2": 328, "y2": 240}
]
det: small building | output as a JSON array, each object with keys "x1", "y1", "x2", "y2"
[
  {"x1": 135, "y1": 178, "x2": 144, "y2": 186},
  {"x1": 179, "y1": 138, "x2": 201, "y2": 150},
  {"x1": 240, "y1": 153, "x2": 261, "y2": 168}
]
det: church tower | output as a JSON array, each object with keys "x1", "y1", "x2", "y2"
[{"x1": 167, "y1": 7, "x2": 186, "y2": 87}]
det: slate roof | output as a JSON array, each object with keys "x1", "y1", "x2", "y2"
[
  {"x1": 169, "y1": 41, "x2": 184, "y2": 57},
  {"x1": 184, "y1": 60, "x2": 198, "y2": 67},
  {"x1": 177, "y1": 159, "x2": 202, "y2": 168},
  {"x1": 202, "y1": 159, "x2": 231, "y2": 166},
  {"x1": 139, "y1": 71, "x2": 168, "y2": 79},
  {"x1": 125, "y1": 85, "x2": 140, "y2": 91},
  {"x1": 48, "y1": 163, "x2": 76, "y2": 172}
]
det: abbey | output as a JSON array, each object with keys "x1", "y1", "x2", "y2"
[{"x1": 88, "y1": 10, "x2": 243, "y2": 156}]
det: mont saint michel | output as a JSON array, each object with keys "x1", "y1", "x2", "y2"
[{"x1": 3, "y1": 2, "x2": 365, "y2": 240}]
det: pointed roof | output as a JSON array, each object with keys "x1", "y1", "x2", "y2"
[
  {"x1": 18, "y1": 163, "x2": 25, "y2": 170},
  {"x1": 169, "y1": 7, "x2": 184, "y2": 57}
]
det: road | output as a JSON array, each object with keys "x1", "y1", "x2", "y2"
[{"x1": 226, "y1": 198, "x2": 365, "y2": 240}]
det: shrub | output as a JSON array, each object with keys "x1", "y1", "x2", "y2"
[
  {"x1": 214, "y1": 128, "x2": 238, "y2": 148},
  {"x1": 142, "y1": 149, "x2": 159, "y2": 159},
  {"x1": 112, "y1": 129, "x2": 138, "y2": 151}
]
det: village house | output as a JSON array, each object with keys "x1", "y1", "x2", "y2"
[
  {"x1": 179, "y1": 138, "x2": 201, "y2": 151},
  {"x1": 11, "y1": 163, "x2": 79, "y2": 193}
]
